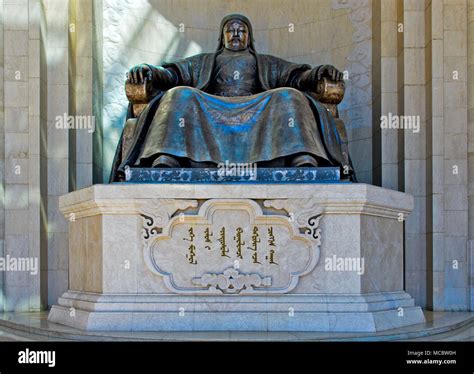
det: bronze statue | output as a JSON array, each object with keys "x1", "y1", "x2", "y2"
[{"x1": 110, "y1": 14, "x2": 356, "y2": 181}]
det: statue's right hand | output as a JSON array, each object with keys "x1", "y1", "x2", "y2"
[{"x1": 127, "y1": 64, "x2": 153, "y2": 85}]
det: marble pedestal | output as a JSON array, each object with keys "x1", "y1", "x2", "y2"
[{"x1": 48, "y1": 183, "x2": 425, "y2": 332}]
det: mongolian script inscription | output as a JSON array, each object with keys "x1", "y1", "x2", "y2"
[
  {"x1": 140, "y1": 199, "x2": 321, "y2": 294},
  {"x1": 182, "y1": 226, "x2": 278, "y2": 266}
]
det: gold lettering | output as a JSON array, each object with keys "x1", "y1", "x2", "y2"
[
  {"x1": 185, "y1": 244, "x2": 197, "y2": 265},
  {"x1": 266, "y1": 249, "x2": 278, "y2": 265},
  {"x1": 266, "y1": 227, "x2": 278, "y2": 265},
  {"x1": 247, "y1": 226, "x2": 261, "y2": 264},
  {"x1": 218, "y1": 227, "x2": 230, "y2": 258},
  {"x1": 267, "y1": 227, "x2": 276, "y2": 246},
  {"x1": 204, "y1": 227, "x2": 213, "y2": 250},
  {"x1": 233, "y1": 227, "x2": 245, "y2": 259},
  {"x1": 183, "y1": 227, "x2": 195, "y2": 242}
]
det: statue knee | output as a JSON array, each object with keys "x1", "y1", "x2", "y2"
[
  {"x1": 273, "y1": 87, "x2": 304, "y2": 99},
  {"x1": 167, "y1": 86, "x2": 195, "y2": 99}
]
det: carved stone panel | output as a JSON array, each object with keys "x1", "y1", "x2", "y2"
[{"x1": 140, "y1": 199, "x2": 322, "y2": 294}]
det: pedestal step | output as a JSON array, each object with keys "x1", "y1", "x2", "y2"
[{"x1": 48, "y1": 291, "x2": 425, "y2": 332}]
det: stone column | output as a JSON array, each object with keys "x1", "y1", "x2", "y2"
[
  {"x1": 439, "y1": 0, "x2": 468, "y2": 311},
  {"x1": 425, "y1": 0, "x2": 469, "y2": 311},
  {"x1": 426, "y1": 0, "x2": 446, "y2": 310},
  {"x1": 381, "y1": 0, "x2": 400, "y2": 190},
  {"x1": 397, "y1": 0, "x2": 405, "y2": 190},
  {"x1": 0, "y1": 0, "x2": 4, "y2": 305},
  {"x1": 372, "y1": 0, "x2": 382, "y2": 186},
  {"x1": 3, "y1": 0, "x2": 41, "y2": 311},
  {"x1": 403, "y1": 0, "x2": 427, "y2": 308},
  {"x1": 469, "y1": 0, "x2": 474, "y2": 311},
  {"x1": 43, "y1": 0, "x2": 69, "y2": 307},
  {"x1": 372, "y1": 0, "x2": 400, "y2": 189},
  {"x1": 69, "y1": 0, "x2": 93, "y2": 190},
  {"x1": 92, "y1": 0, "x2": 103, "y2": 183}
]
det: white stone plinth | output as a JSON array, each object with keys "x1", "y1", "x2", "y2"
[{"x1": 48, "y1": 183, "x2": 425, "y2": 332}]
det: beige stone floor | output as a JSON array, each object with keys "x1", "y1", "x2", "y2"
[{"x1": 0, "y1": 310, "x2": 472, "y2": 341}]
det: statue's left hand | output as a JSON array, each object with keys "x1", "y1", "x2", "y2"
[
  {"x1": 317, "y1": 65, "x2": 344, "y2": 82},
  {"x1": 126, "y1": 64, "x2": 153, "y2": 85}
]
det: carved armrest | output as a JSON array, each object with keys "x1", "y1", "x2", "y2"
[
  {"x1": 126, "y1": 77, "x2": 344, "y2": 117},
  {"x1": 121, "y1": 80, "x2": 160, "y2": 162},
  {"x1": 121, "y1": 118, "x2": 137, "y2": 162},
  {"x1": 309, "y1": 77, "x2": 345, "y2": 118},
  {"x1": 125, "y1": 80, "x2": 160, "y2": 117},
  {"x1": 311, "y1": 78, "x2": 351, "y2": 178}
]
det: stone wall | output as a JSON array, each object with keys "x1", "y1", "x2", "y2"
[
  {"x1": 2, "y1": 0, "x2": 42, "y2": 311},
  {"x1": 0, "y1": 0, "x2": 472, "y2": 312},
  {"x1": 370, "y1": 0, "x2": 470, "y2": 310},
  {"x1": 96, "y1": 0, "x2": 374, "y2": 183}
]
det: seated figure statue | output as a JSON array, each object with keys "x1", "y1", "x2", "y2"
[{"x1": 110, "y1": 14, "x2": 356, "y2": 182}]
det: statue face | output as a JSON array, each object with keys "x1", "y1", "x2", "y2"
[{"x1": 223, "y1": 19, "x2": 249, "y2": 51}]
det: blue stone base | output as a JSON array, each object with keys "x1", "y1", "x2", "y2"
[{"x1": 123, "y1": 167, "x2": 344, "y2": 184}]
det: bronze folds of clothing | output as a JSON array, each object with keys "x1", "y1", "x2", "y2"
[{"x1": 137, "y1": 86, "x2": 331, "y2": 166}]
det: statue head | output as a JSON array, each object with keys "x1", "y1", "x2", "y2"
[
  {"x1": 223, "y1": 19, "x2": 249, "y2": 51},
  {"x1": 217, "y1": 14, "x2": 255, "y2": 52}
]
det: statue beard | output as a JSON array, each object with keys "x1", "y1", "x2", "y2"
[{"x1": 225, "y1": 39, "x2": 249, "y2": 52}]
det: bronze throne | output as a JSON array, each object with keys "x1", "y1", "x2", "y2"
[{"x1": 121, "y1": 77, "x2": 352, "y2": 176}]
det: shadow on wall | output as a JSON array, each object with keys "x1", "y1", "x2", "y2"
[{"x1": 98, "y1": 0, "x2": 371, "y2": 182}]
